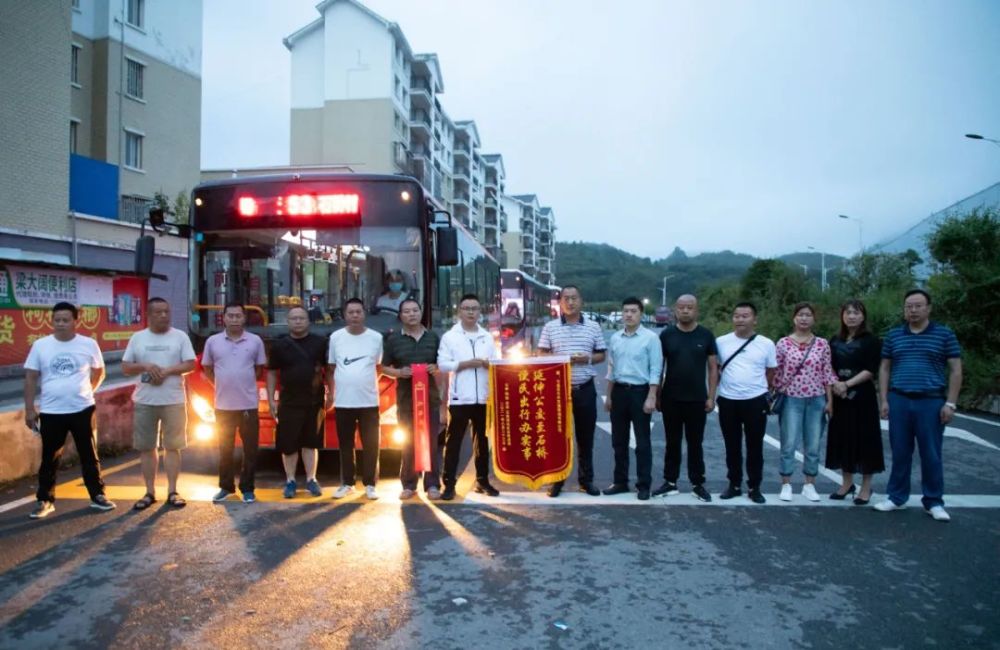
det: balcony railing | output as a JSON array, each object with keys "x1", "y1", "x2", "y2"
[
  {"x1": 120, "y1": 194, "x2": 155, "y2": 225},
  {"x1": 410, "y1": 109, "x2": 431, "y2": 127}
]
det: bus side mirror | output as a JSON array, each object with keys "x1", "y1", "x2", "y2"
[
  {"x1": 436, "y1": 227, "x2": 458, "y2": 266},
  {"x1": 135, "y1": 235, "x2": 155, "y2": 275}
]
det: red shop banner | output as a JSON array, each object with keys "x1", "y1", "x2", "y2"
[
  {"x1": 0, "y1": 263, "x2": 147, "y2": 366},
  {"x1": 487, "y1": 357, "x2": 573, "y2": 489}
]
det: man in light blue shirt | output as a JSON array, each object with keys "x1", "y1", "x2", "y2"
[{"x1": 604, "y1": 297, "x2": 663, "y2": 500}]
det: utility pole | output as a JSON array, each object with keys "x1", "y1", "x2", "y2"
[{"x1": 808, "y1": 246, "x2": 827, "y2": 291}]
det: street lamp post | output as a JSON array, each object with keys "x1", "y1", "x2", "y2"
[
  {"x1": 838, "y1": 214, "x2": 864, "y2": 256},
  {"x1": 808, "y1": 246, "x2": 827, "y2": 291},
  {"x1": 965, "y1": 133, "x2": 1000, "y2": 149}
]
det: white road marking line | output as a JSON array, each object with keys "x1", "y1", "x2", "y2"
[
  {"x1": 462, "y1": 491, "x2": 1000, "y2": 508},
  {"x1": 0, "y1": 496, "x2": 38, "y2": 515},
  {"x1": 954, "y1": 412, "x2": 1000, "y2": 427},
  {"x1": 878, "y1": 419, "x2": 1000, "y2": 451},
  {"x1": 596, "y1": 421, "x2": 635, "y2": 449}
]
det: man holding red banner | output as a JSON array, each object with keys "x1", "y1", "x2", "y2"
[
  {"x1": 537, "y1": 285, "x2": 606, "y2": 498},
  {"x1": 382, "y1": 298, "x2": 444, "y2": 500}
]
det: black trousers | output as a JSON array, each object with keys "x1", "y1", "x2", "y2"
[
  {"x1": 334, "y1": 407, "x2": 380, "y2": 486},
  {"x1": 554, "y1": 379, "x2": 598, "y2": 488},
  {"x1": 610, "y1": 384, "x2": 653, "y2": 490},
  {"x1": 717, "y1": 394, "x2": 769, "y2": 490},
  {"x1": 443, "y1": 404, "x2": 489, "y2": 488},
  {"x1": 216, "y1": 409, "x2": 259, "y2": 493},
  {"x1": 37, "y1": 406, "x2": 105, "y2": 502},
  {"x1": 662, "y1": 400, "x2": 707, "y2": 485}
]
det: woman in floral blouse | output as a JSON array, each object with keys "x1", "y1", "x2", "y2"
[{"x1": 774, "y1": 302, "x2": 837, "y2": 502}]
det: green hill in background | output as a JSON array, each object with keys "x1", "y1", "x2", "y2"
[{"x1": 554, "y1": 241, "x2": 846, "y2": 304}]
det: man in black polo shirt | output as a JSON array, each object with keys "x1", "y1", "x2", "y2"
[
  {"x1": 382, "y1": 298, "x2": 444, "y2": 499},
  {"x1": 266, "y1": 306, "x2": 329, "y2": 498},
  {"x1": 654, "y1": 294, "x2": 718, "y2": 502}
]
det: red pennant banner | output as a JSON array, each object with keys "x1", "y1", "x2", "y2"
[
  {"x1": 411, "y1": 363, "x2": 432, "y2": 472},
  {"x1": 488, "y1": 357, "x2": 573, "y2": 489}
]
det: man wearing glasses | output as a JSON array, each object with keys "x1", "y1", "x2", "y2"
[{"x1": 438, "y1": 294, "x2": 501, "y2": 500}]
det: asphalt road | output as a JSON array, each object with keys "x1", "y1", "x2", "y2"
[{"x1": 1, "y1": 356, "x2": 998, "y2": 649}]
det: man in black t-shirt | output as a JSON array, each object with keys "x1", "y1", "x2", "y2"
[
  {"x1": 266, "y1": 306, "x2": 329, "y2": 498},
  {"x1": 655, "y1": 294, "x2": 719, "y2": 502}
]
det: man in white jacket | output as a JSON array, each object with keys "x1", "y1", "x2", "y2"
[{"x1": 438, "y1": 293, "x2": 501, "y2": 500}]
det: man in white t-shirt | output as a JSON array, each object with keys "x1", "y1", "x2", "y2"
[
  {"x1": 23, "y1": 302, "x2": 115, "y2": 518},
  {"x1": 327, "y1": 298, "x2": 384, "y2": 500},
  {"x1": 122, "y1": 297, "x2": 196, "y2": 510},
  {"x1": 715, "y1": 301, "x2": 777, "y2": 504}
]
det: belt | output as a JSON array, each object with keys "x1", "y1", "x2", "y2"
[
  {"x1": 571, "y1": 378, "x2": 594, "y2": 391},
  {"x1": 614, "y1": 382, "x2": 649, "y2": 390},
  {"x1": 891, "y1": 388, "x2": 945, "y2": 399}
]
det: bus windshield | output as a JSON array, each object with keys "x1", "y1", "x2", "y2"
[{"x1": 190, "y1": 225, "x2": 423, "y2": 339}]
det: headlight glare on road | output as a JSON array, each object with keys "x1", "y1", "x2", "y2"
[
  {"x1": 191, "y1": 394, "x2": 216, "y2": 423},
  {"x1": 194, "y1": 423, "x2": 214, "y2": 441}
]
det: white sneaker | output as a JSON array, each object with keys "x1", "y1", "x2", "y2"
[
  {"x1": 873, "y1": 499, "x2": 906, "y2": 512},
  {"x1": 926, "y1": 505, "x2": 951, "y2": 522},
  {"x1": 332, "y1": 485, "x2": 355, "y2": 500},
  {"x1": 779, "y1": 484, "x2": 793, "y2": 501},
  {"x1": 801, "y1": 484, "x2": 820, "y2": 502},
  {"x1": 365, "y1": 485, "x2": 379, "y2": 500}
]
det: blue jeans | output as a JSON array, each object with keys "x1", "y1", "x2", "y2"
[
  {"x1": 886, "y1": 392, "x2": 945, "y2": 509},
  {"x1": 779, "y1": 395, "x2": 826, "y2": 477}
]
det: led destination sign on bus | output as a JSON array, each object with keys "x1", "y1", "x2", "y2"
[{"x1": 237, "y1": 193, "x2": 361, "y2": 218}]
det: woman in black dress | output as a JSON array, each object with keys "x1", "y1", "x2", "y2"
[{"x1": 826, "y1": 299, "x2": 885, "y2": 505}]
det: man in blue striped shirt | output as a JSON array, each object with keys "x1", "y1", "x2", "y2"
[
  {"x1": 604, "y1": 297, "x2": 663, "y2": 500},
  {"x1": 538, "y1": 285, "x2": 607, "y2": 497},
  {"x1": 876, "y1": 289, "x2": 962, "y2": 522}
]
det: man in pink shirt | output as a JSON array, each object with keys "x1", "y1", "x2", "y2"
[{"x1": 201, "y1": 303, "x2": 266, "y2": 503}]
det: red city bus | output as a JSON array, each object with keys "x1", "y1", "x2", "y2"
[{"x1": 184, "y1": 173, "x2": 501, "y2": 451}]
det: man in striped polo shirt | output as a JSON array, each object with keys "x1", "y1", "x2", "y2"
[
  {"x1": 876, "y1": 289, "x2": 962, "y2": 522},
  {"x1": 538, "y1": 285, "x2": 607, "y2": 497}
]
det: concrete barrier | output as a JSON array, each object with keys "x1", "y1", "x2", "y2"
[{"x1": 0, "y1": 381, "x2": 137, "y2": 484}]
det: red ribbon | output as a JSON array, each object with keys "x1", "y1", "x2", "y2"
[{"x1": 411, "y1": 364, "x2": 431, "y2": 472}]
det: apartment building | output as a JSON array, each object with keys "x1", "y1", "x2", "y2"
[
  {"x1": 285, "y1": 0, "x2": 533, "y2": 263},
  {"x1": 502, "y1": 194, "x2": 557, "y2": 285},
  {"x1": 0, "y1": 0, "x2": 202, "y2": 317}
]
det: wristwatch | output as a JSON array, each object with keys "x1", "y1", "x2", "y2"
[{"x1": 944, "y1": 401, "x2": 957, "y2": 410}]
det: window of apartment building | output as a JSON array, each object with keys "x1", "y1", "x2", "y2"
[
  {"x1": 126, "y1": 0, "x2": 144, "y2": 29},
  {"x1": 124, "y1": 130, "x2": 144, "y2": 170},
  {"x1": 71, "y1": 45, "x2": 81, "y2": 86},
  {"x1": 126, "y1": 58, "x2": 145, "y2": 99},
  {"x1": 70, "y1": 120, "x2": 79, "y2": 155}
]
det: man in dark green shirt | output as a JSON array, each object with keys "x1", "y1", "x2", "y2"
[{"x1": 382, "y1": 299, "x2": 444, "y2": 499}]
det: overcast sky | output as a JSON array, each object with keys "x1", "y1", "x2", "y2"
[{"x1": 202, "y1": 0, "x2": 1000, "y2": 259}]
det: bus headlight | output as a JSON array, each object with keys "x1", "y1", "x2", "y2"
[
  {"x1": 194, "y1": 423, "x2": 214, "y2": 441},
  {"x1": 191, "y1": 395, "x2": 216, "y2": 423},
  {"x1": 392, "y1": 427, "x2": 407, "y2": 445}
]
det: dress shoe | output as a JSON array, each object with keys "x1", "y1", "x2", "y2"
[
  {"x1": 748, "y1": 488, "x2": 766, "y2": 504},
  {"x1": 440, "y1": 486, "x2": 456, "y2": 501},
  {"x1": 547, "y1": 483, "x2": 563, "y2": 498},
  {"x1": 578, "y1": 484, "x2": 601, "y2": 496},
  {"x1": 637, "y1": 489, "x2": 650, "y2": 501},
  {"x1": 719, "y1": 485, "x2": 742, "y2": 500},
  {"x1": 474, "y1": 481, "x2": 500, "y2": 497},
  {"x1": 853, "y1": 490, "x2": 873, "y2": 506},
  {"x1": 602, "y1": 483, "x2": 630, "y2": 496},
  {"x1": 830, "y1": 484, "x2": 856, "y2": 500}
]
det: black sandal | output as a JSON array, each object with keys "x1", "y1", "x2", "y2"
[
  {"x1": 133, "y1": 493, "x2": 156, "y2": 510},
  {"x1": 167, "y1": 492, "x2": 187, "y2": 508}
]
